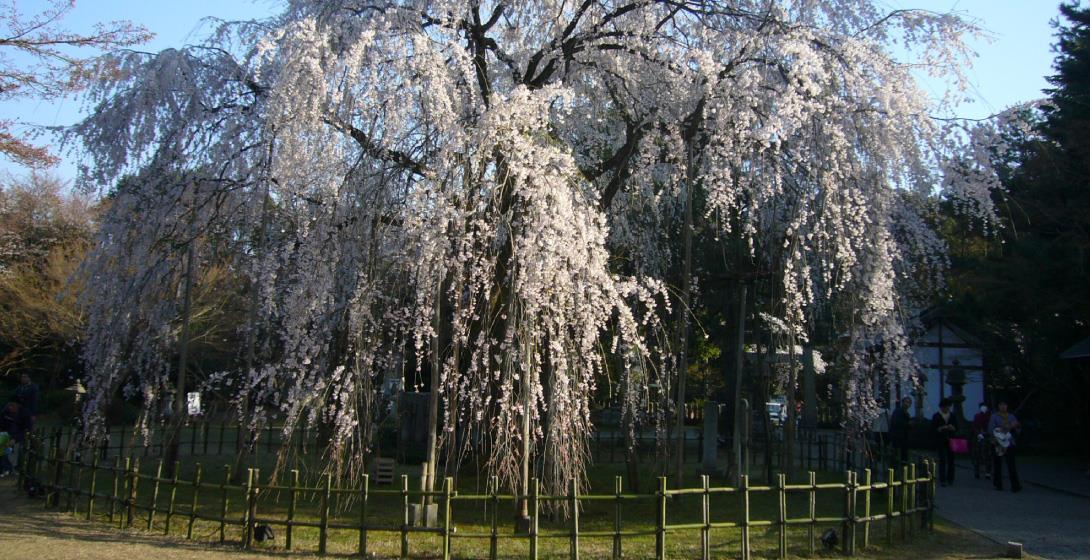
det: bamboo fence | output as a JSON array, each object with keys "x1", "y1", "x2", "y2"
[{"x1": 15, "y1": 429, "x2": 936, "y2": 560}]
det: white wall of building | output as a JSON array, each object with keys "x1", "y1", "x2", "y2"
[{"x1": 907, "y1": 322, "x2": 985, "y2": 420}]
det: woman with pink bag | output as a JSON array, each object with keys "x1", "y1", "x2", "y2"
[{"x1": 931, "y1": 398, "x2": 959, "y2": 487}]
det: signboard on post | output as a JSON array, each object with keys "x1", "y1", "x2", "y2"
[{"x1": 186, "y1": 391, "x2": 201, "y2": 416}]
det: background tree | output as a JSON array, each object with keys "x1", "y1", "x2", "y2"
[
  {"x1": 0, "y1": 0, "x2": 151, "y2": 167},
  {"x1": 0, "y1": 172, "x2": 93, "y2": 382},
  {"x1": 943, "y1": 2, "x2": 1090, "y2": 456},
  {"x1": 70, "y1": 1, "x2": 997, "y2": 497}
]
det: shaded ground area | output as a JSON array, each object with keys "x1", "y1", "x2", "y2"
[
  {"x1": 0, "y1": 480, "x2": 1031, "y2": 560},
  {"x1": 935, "y1": 459, "x2": 1090, "y2": 560},
  {"x1": 0, "y1": 483, "x2": 316, "y2": 560}
]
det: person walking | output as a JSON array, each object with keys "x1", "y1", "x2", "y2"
[
  {"x1": 932, "y1": 398, "x2": 958, "y2": 486},
  {"x1": 890, "y1": 397, "x2": 912, "y2": 465},
  {"x1": 988, "y1": 401, "x2": 1022, "y2": 492},
  {"x1": 971, "y1": 402, "x2": 992, "y2": 479}
]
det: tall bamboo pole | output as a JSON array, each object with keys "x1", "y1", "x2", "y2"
[
  {"x1": 673, "y1": 139, "x2": 695, "y2": 485},
  {"x1": 732, "y1": 284, "x2": 748, "y2": 483}
]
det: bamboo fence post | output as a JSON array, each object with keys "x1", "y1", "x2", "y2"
[
  {"x1": 48, "y1": 443, "x2": 62, "y2": 509},
  {"x1": 219, "y1": 465, "x2": 232, "y2": 543},
  {"x1": 655, "y1": 476, "x2": 667, "y2": 560},
  {"x1": 358, "y1": 473, "x2": 369, "y2": 556},
  {"x1": 530, "y1": 478, "x2": 540, "y2": 560},
  {"x1": 928, "y1": 460, "x2": 936, "y2": 532},
  {"x1": 840, "y1": 470, "x2": 850, "y2": 554},
  {"x1": 243, "y1": 468, "x2": 254, "y2": 549},
  {"x1": 777, "y1": 473, "x2": 787, "y2": 559},
  {"x1": 490, "y1": 476, "x2": 499, "y2": 560},
  {"x1": 285, "y1": 469, "x2": 297, "y2": 549},
  {"x1": 569, "y1": 478, "x2": 580, "y2": 560},
  {"x1": 612, "y1": 476, "x2": 622, "y2": 560},
  {"x1": 125, "y1": 458, "x2": 140, "y2": 528},
  {"x1": 165, "y1": 461, "x2": 180, "y2": 536},
  {"x1": 701, "y1": 475, "x2": 710, "y2": 560},
  {"x1": 908, "y1": 463, "x2": 917, "y2": 537},
  {"x1": 319, "y1": 471, "x2": 331, "y2": 555},
  {"x1": 848, "y1": 471, "x2": 858, "y2": 555},
  {"x1": 87, "y1": 454, "x2": 99, "y2": 520},
  {"x1": 148, "y1": 458, "x2": 163, "y2": 530},
  {"x1": 443, "y1": 477, "x2": 453, "y2": 560},
  {"x1": 886, "y1": 467, "x2": 895, "y2": 545},
  {"x1": 109, "y1": 456, "x2": 122, "y2": 525},
  {"x1": 187, "y1": 463, "x2": 203, "y2": 539},
  {"x1": 808, "y1": 471, "x2": 816, "y2": 556},
  {"x1": 400, "y1": 474, "x2": 409, "y2": 558},
  {"x1": 68, "y1": 448, "x2": 82, "y2": 513},
  {"x1": 740, "y1": 474, "x2": 750, "y2": 560},
  {"x1": 863, "y1": 469, "x2": 872, "y2": 549},
  {"x1": 899, "y1": 465, "x2": 908, "y2": 541}
]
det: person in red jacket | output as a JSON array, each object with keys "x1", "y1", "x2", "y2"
[{"x1": 971, "y1": 402, "x2": 992, "y2": 479}]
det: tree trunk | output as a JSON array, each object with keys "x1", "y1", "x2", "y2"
[
  {"x1": 731, "y1": 284, "x2": 747, "y2": 483},
  {"x1": 673, "y1": 141, "x2": 695, "y2": 485},
  {"x1": 165, "y1": 242, "x2": 195, "y2": 475}
]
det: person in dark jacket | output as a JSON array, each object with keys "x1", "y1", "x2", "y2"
[
  {"x1": 13, "y1": 373, "x2": 39, "y2": 417},
  {"x1": 889, "y1": 397, "x2": 912, "y2": 465},
  {"x1": 0, "y1": 401, "x2": 33, "y2": 471},
  {"x1": 931, "y1": 398, "x2": 958, "y2": 486}
]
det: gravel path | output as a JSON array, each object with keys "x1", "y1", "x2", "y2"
[{"x1": 934, "y1": 470, "x2": 1090, "y2": 559}]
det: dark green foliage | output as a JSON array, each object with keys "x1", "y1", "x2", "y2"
[{"x1": 944, "y1": 2, "x2": 1090, "y2": 455}]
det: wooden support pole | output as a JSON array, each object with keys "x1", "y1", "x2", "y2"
[
  {"x1": 87, "y1": 454, "x2": 99, "y2": 520},
  {"x1": 490, "y1": 476, "x2": 499, "y2": 560},
  {"x1": 165, "y1": 461, "x2": 180, "y2": 536},
  {"x1": 443, "y1": 477, "x2": 453, "y2": 560},
  {"x1": 286, "y1": 469, "x2": 298, "y2": 550},
  {"x1": 655, "y1": 476, "x2": 667, "y2": 560},
  {"x1": 900, "y1": 465, "x2": 908, "y2": 541},
  {"x1": 808, "y1": 471, "x2": 816, "y2": 556},
  {"x1": 701, "y1": 475, "x2": 711, "y2": 560},
  {"x1": 243, "y1": 468, "x2": 254, "y2": 549},
  {"x1": 863, "y1": 469, "x2": 872, "y2": 549},
  {"x1": 613, "y1": 476, "x2": 623, "y2": 560},
  {"x1": 126, "y1": 458, "x2": 139, "y2": 528},
  {"x1": 530, "y1": 478, "x2": 540, "y2": 560},
  {"x1": 569, "y1": 478, "x2": 580, "y2": 560},
  {"x1": 777, "y1": 473, "x2": 787, "y2": 559},
  {"x1": 148, "y1": 459, "x2": 163, "y2": 530},
  {"x1": 886, "y1": 468, "x2": 895, "y2": 545},
  {"x1": 319, "y1": 472, "x2": 331, "y2": 555},
  {"x1": 358, "y1": 473, "x2": 369, "y2": 556},
  {"x1": 219, "y1": 464, "x2": 231, "y2": 543},
  {"x1": 108, "y1": 456, "x2": 121, "y2": 525},
  {"x1": 740, "y1": 474, "x2": 751, "y2": 560},
  {"x1": 400, "y1": 474, "x2": 409, "y2": 559},
  {"x1": 187, "y1": 463, "x2": 203, "y2": 539}
]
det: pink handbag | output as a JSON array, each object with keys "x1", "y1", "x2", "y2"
[{"x1": 948, "y1": 437, "x2": 969, "y2": 454}]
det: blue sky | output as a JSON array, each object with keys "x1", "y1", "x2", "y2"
[{"x1": 0, "y1": 0, "x2": 1066, "y2": 182}]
